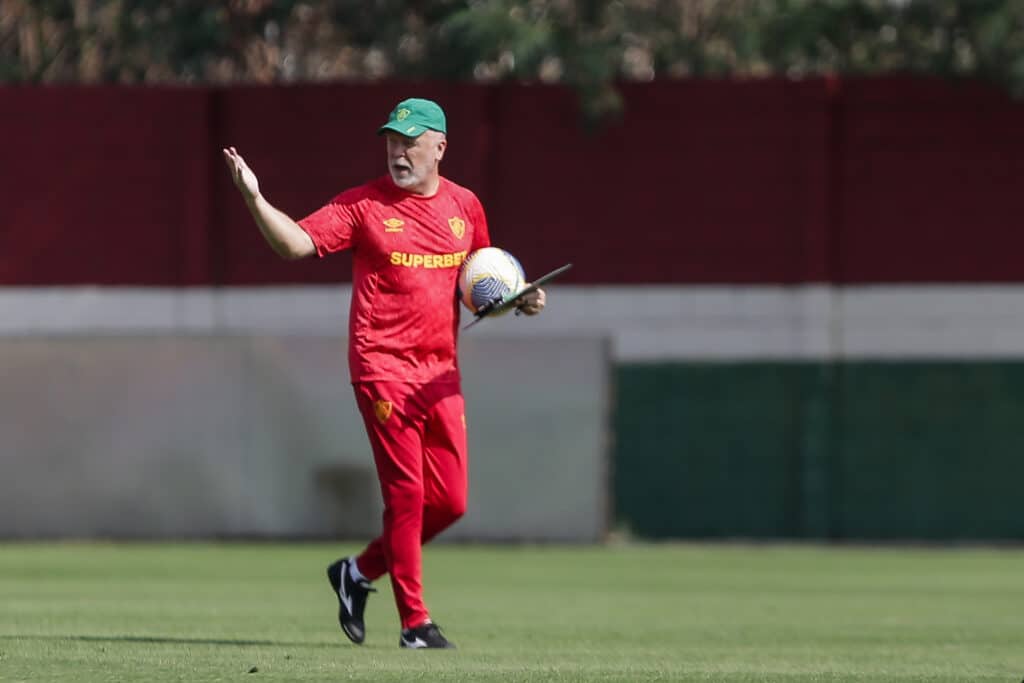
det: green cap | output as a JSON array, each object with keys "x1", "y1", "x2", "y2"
[{"x1": 377, "y1": 98, "x2": 447, "y2": 137}]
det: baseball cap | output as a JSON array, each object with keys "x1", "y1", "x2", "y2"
[{"x1": 377, "y1": 98, "x2": 447, "y2": 137}]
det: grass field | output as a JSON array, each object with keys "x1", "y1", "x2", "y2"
[{"x1": 0, "y1": 543, "x2": 1021, "y2": 682}]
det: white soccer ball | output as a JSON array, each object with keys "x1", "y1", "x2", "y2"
[{"x1": 457, "y1": 247, "x2": 526, "y2": 315}]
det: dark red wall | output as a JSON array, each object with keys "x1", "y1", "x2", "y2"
[{"x1": 3, "y1": 78, "x2": 1022, "y2": 285}]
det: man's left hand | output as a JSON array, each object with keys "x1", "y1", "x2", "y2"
[{"x1": 516, "y1": 287, "x2": 546, "y2": 316}]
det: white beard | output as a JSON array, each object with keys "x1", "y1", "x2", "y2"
[{"x1": 389, "y1": 169, "x2": 419, "y2": 189}]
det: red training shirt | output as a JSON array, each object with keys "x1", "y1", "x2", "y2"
[{"x1": 298, "y1": 175, "x2": 491, "y2": 384}]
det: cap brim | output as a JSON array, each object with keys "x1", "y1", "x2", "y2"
[{"x1": 377, "y1": 121, "x2": 427, "y2": 137}]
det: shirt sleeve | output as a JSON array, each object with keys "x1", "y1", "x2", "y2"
[
  {"x1": 297, "y1": 191, "x2": 361, "y2": 258},
  {"x1": 468, "y1": 193, "x2": 491, "y2": 252}
]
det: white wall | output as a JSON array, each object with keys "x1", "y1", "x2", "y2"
[
  {"x1": 0, "y1": 335, "x2": 610, "y2": 541},
  {"x1": 5, "y1": 284, "x2": 1024, "y2": 361}
]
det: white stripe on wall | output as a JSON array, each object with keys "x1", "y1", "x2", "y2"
[{"x1": 3, "y1": 285, "x2": 1024, "y2": 361}]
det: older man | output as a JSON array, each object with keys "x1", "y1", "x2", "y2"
[{"x1": 223, "y1": 98, "x2": 545, "y2": 649}]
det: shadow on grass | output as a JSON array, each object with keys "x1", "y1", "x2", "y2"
[{"x1": 0, "y1": 634, "x2": 339, "y2": 648}]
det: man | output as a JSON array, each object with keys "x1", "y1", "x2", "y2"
[{"x1": 222, "y1": 97, "x2": 545, "y2": 649}]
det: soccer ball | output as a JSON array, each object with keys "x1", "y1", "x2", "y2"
[{"x1": 457, "y1": 247, "x2": 526, "y2": 315}]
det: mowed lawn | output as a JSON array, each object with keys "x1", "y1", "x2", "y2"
[{"x1": 0, "y1": 543, "x2": 1022, "y2": 682}]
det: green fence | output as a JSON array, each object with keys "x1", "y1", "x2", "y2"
[{"x1": 614, "y1": 362, "x2": 1024, "y2": 541}]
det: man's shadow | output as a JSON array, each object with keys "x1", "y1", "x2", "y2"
[{"x1": 0, "y1": 634, "x2": 337, "y2": 648}]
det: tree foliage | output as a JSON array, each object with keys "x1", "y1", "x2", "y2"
[{"x1": 4, "y1": 1, "x2": 1024, "y2": 116}]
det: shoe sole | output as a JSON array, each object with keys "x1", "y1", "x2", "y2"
[{"x1": 399, "y1": 641, "x2": 456, "y2": 649}]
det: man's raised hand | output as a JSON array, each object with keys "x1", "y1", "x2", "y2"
[{"x1": 222, "y1": 146, "x2": 260, "y2": 201}]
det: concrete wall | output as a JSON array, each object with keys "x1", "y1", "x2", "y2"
[
  {"x1": 6, "y1": 282, "x2": 1024, "y2": 542},
  {"x1": 0, "y1": 334, "x2": 611, "y2": 541}
]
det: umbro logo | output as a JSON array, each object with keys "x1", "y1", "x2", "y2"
[{"x1": 383, "y1": 218, "x2": 404, "y2": 232}]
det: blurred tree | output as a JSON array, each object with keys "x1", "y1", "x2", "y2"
[
  {"x1": 4, "y1": 1, "x2": 1024, "y2": 115},
  {"x1": 746, "y1": 0, "x2": 1024, "y2": 96}
]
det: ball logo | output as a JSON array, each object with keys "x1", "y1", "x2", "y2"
[
  {"x1": 396, "y1": 108, "x2": 411, "y2": 121},
  {"x1": 448, "y1": 217, "x2": 466, "y2": 240},
  {"x1": 373, "y1": 399, "x2": 393, "y2": 424}
]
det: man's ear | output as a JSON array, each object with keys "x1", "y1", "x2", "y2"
[{"x1": 436, "y1": 136, "x2": 447, "y2": 162}]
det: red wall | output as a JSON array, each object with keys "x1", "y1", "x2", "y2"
[{"x1": 2, "y1": 78, "x2": 1022, "y2": 285}]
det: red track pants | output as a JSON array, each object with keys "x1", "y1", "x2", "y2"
[{"x1": 352, "y1": 381, "x2": 468, "y2": 630}]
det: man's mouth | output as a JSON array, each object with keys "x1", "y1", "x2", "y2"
[{"x1": 392, "y1": 162, "x2": 411, "y2": 174}]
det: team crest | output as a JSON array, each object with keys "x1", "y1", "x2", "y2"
[
  {"x1": 448, "y1": 217, "x2": 466, "y2": 240},
  {"x1": 396, "y1": 108, "x2": 411, "y2": 121},
  {"x1": 373, "y1": 399, "x2": 393, "y2": 424}
]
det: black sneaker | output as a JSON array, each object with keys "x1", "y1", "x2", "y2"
[
  {"x1": 399, "y1": 622, "x2": 455, "y2": 649},
  {"x1": 326, "y1": 557, "x2": 376, "y2": 645}
]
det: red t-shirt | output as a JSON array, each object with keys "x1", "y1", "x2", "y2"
[{"x1": 298, "y1": 175, "x2": 491, "y2": 384}]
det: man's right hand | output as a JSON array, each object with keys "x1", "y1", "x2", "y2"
[{"x1": 222, "y1": 146, "x2": 260, "y2": 201}]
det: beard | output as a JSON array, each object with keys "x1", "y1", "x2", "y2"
[{"x1": 389, "y1": 163, "x2": 421, "y2": 188}]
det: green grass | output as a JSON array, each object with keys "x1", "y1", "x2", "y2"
[{"x1": 0, "y1": 543, "x2": 1022, "y2": 682}]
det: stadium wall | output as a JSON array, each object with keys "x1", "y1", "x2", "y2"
[
  {"x1": 3, "y1": 78, "x2": 1023, "y2": 541},
  {"x1": 0, "y1": 319, "x2": 611, "y2": 541},
  {"x1": 4, "y1": 78, "x2": 1024, "y2": 287}
]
